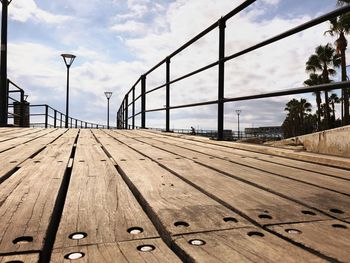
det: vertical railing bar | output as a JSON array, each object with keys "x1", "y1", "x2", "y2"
[
  {"x1": 166, "y1": 57, "x2": 171, "y2": 132},
  {"x1": 141, "y1": 75, "x2": 146, "y2": 128},
  {"x1": 217, "y1": 18, "x2": 226, "y2": 140}
]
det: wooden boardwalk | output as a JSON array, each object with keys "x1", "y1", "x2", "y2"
[{"x1": 0, "y1": 128, "x2": 349, "y2": 262}]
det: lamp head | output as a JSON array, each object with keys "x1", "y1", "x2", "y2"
[
  {"x1": 61, "y1": 53, "x2": 76, "y2": 67},
  {"x1": 104, "y1": 91, "x2": 113, "y2": 99},
  {"x1": 235, "y1": 109, "x2": 241, "y2": 115}
]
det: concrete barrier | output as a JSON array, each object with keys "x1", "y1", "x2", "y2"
[{"x1": 269, "y1": 125, "x2": 350, "y2": 158}]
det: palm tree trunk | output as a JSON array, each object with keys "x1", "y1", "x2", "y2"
[
  {"x1": 316, "y1": 92, "x2": 321, "y2": 130},
  {"x1": 325, "y1": 91, "x2": 331, "y2": 129},
  {"x1": 340, "y1": 34, "x2": 349, "y2": 125}
]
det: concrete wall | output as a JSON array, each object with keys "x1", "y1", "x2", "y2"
[{"x1": 270, "y1": 125, "x2": 350, "y2": 158}]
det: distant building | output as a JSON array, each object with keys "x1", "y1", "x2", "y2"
[{"x1": 245, "y1": 126, "x2": 283, "y2": 139}]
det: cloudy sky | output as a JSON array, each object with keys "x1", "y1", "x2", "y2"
[{"x1": 5, "y1": 0, "x2": 344, "y2": 130}]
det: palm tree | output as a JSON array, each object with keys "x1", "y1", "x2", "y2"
[
  {"x1": 283, "y1": 98, "x2": 313, "y2": 137},
  {"x1": 329, "y1": 93, "x2": 340, "y2": 119},
  {"x1": 325, "y1": 0, "x2": 350, "y2": 124},
  {"x1": 305, "y1": 44, "x2": 341, "y2": 129},
  {"x1": 304, "y1": 73, "x2": 322, "y2": 128}
]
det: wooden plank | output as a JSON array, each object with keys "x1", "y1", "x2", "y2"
[
  {"x1": 106, "y1": 134, "x2": 329, "y2": 225},
  {"x1": 0, "y1": 253, "x2": 39, "y2": 263},
  {"x1": 0, "y1": 129, "x2": 67, "y2": 182},
  {"x1": 173, "y1": 227, "x2": 327, "y2": 263},
  {"x1": 127, "y1": 136, "x2": 350, "y2": 220},
  {"x1": 0, "y1": 128, "x2": 40, "y2": 140},
  {"x1": 93, "y1": 130, "x2": 251, "y2": 238},
  {"x1": 52, "y1": 239, "x2": 181, "y2": 263},
  {"x1": 268, "y1": 220, "x2": 350, "y2": 262},
  {"x1": 148, "y1": 131, "x2": 350, "y2": 169},
  {"x1": 136, "y1": 130, "x2": 350, "y2": 180},
  {"x1": 0, "y1": 128, "x2": 55, "y2": 152},
  {"x1": 53, "y1": 129, "x2": 159, "y2": 249},
  {"x1": 143, "y1": 135, "x2": 350, "y2": 195},
  {"x1": 0, "y1": 130, "x2": 77, "y2": 254}
]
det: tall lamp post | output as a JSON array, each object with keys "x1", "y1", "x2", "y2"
[
  {"x1": 104, "y1": 92, "x2": 112, "y2": 129},
  {"x1": 61, "y1": 53, "x2": 76, "y2": 128},
  {"x1": 0, "y1": 0, "x2": 12, "y2": 126},
  {"x1": 235, "y1": 109, "x2": 241, "y2": 140}
]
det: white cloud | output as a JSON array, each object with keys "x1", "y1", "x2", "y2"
[
  {"x1": 261, "y1": 0, "x2": 280, "y2": 5},
  {"x1": 111, "y1": 20, "x2": 146, "y2": 35},
  {"x1": 10, "y1": 0, "x2": 71, "y2": 24}
]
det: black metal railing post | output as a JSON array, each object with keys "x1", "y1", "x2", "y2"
[
  {"x1": 75, "y1": 119, "x2": 77, "y2": 128},
  {"x1": 166, "y1": 57, "x2": 171, "y2": 132},
  {"x1": 141, "y1": 75, "x2": 146, "y2": 128},
  {"x1": 20, "y1": 89, "x2": 24, "y2": 127},
  {"x1": 60, "y1": 113, "x2": 62, "y2": 128},
  {"x1": 217, "y1": 17, "x2": 226, "y2": 140},
  {"x1": 121, "y1": 100, "x2": 124, "y2": 129},
  {"x1": 132, "y1": 87, "x2": 135, "y2": 129},
  {"x1": 0, "y1": 1, "x2": 10, "y2": 127},
  {"x1": 70, "y1": 117, "x2": 72, "y2": 128},
  {"x1": 125, "y1": 94, "x2": 129, "y2": 129},
  {"x1": 54, "y1": 110, "x2": 57, "y2": 128},
  {"x1": 45, "y1": 104, "x2": 48, "y2": 128}
]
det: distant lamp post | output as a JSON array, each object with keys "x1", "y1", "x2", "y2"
[
  {"x1": 104, "y1": 91, "x2": 113, "y2": 129},
  {"x1": 235, "y1": 109, "x2": 241, "y2": 140},
  {"x1": 61, "y1": 53, "x2": 76, "y2": 128}
]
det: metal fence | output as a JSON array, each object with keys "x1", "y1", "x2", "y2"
[
  {"x1": 116, "y1": 0, "x2": 350, "y2": 140},
  {"x1": 6, "y1": 80, "x2": 108, "y2": 129}
]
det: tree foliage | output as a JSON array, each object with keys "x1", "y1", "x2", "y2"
[{"x1": 282, "y1": 98, "x2": 316, "y2": 138}]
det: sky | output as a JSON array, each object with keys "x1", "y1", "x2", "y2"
[{"x1": 4, "y1": 0, "x2": 346, "y2": 130}]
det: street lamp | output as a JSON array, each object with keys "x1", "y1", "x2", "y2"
[
  {"x1": 61, "y1": 53, "x2": 76, "y2": 128},
  {"x1": 104, "y1": 91, "x2": 112, "y2": 129},
  {"x1": 235, "y1": 109, "x2": 241, "y2": 140}
]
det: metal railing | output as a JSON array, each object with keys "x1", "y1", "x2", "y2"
[
  {"x1": 7, "y1": 79, "x2": 25, "y2": 127},
  {"x1": 29, "y1": 104, "x2": 107, "y2": 129},
  {"x1": 6, "y1": 80, "x2": 109, "y2": 129},
  {"x1": 117, "y1": 0, "x2": 350, "y2": 140}
]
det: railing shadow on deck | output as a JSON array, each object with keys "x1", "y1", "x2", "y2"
[{"x1": 116, "y1": 0, "x2": 350, "y2": 140}]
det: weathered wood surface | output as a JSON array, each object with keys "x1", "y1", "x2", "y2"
[
  {"x1": 173, "y1": 227, "x2": 327, "y2": 263},
  {"x1": 54, "y1": 129, "x2": 159, "y2": 249},
  {"x1": 1, "y1": 128, "x2": 350, "y2": 262},
  {"x1": 122, "y1": 133, "x2": 350, "y2": 221},
  {"x1": 93, "y1": 130, "x2": 250, "y2": 237},
  {"x1": 136, "y1": 130, "x2": 350, "y2": 180},
  {"x1": 0, "y1": 128, "x2": 53, "y2": 152},
  {"x1": 0, "y1": 129, "x2": 67, "y2": 182},
  {"x1": 0, "y1": 253, "x2": 39, "y2": 263},
  {"x1": 0, "y1": 130, "x2": 77, "y2": 254},
  {"x1": 106, "y1": 132, "x2": 329, "y2": 225},
  {"x1": 141, "y1": 135, "x2": 350, "y2": 195},
  {"x1": 0, "y1": 128, "x2": 42, "y2": 140},
  {"x1": 269, "y1": 220, "x2": 350, "y2": 263},
  {"x1": 52, "y1": 239, "x2": 182, "y2": 263}
]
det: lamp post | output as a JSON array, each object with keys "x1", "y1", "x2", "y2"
[
  {"x1": 104, "y1": 91, "x2": 112, "y2": 129},
  {"x1": 235, "y1": 109, "x2": 241, "y2": 140},
  {"x1": 61, "y1": 54, "x2": 76, "y2": 128},
  {"x1": 0, "y1": 0, "x2": 12, "y2": 126}
]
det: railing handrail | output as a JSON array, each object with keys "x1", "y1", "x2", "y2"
[
  {"x1": 7, "y1": 81, "x2": 111, "y2": 129},
  {"x1": 117, "y1": 3, "x2": 350, "y2": 139}
]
